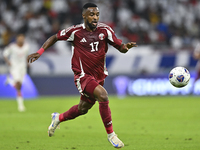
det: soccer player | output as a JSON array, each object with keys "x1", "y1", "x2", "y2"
[
  {"x1": 193, "y1": 43, "x2": 200, "y2": 86},
  {"x1": 3, "y1": 34, "x2": 29, "y2": 112},
  {"x1": 27, "y1": 3, "x2": 137, "y2": 148}
]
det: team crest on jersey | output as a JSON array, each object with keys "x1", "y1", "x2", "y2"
[{"x1": 99, "y1": 33, "x2": 105, "y2": 40}]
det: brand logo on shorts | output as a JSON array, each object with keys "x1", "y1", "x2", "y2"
[{"x1": 99, "y1": 33, "x2": 105, "y2": 40}]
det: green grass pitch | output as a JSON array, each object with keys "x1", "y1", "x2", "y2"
[{"x1": 0, "y1": 96, "x2": 200, "y2": 150}]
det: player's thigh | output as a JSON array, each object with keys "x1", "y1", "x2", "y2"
[
  {"x1": 93, "y1": 84, "x2": 108, "y2": 102},
  {"x1": 75, "y1": 74, "x2": 106, "y2": 103},
  {"x1": 10, "y1": 68, "x2": 25, "y2": 83},
  {"x1": 79, "y1": 79, "x2": 99, "y2": 105},
  {"x1": 84, "y1": 79, "x2": 99, "y2": 98},
  {"x1": 84, "y1": 79, "x2": 107, "y2": 101}
]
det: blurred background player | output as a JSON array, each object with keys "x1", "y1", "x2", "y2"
[
  {"x1": 193, "y1": 43, "x2": 200, "y2": 85},
  {"x1": 3, "y1": 34, "x2": 29, "y2": 112},
  {"x1": 27, "y1": 3, "x2": 137, "y2": 148}
]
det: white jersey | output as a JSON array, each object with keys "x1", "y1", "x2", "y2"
[
  {"x1": 3, "y1": 42, "x2": 29, "y2": 70},
  {"x1": 194, "y1": 43, "x2": 200, "y2": 53},
  {"x1": 193, "y1": 43, "x2": 200, "y2": 71},
  {"x1": 3, "y1": 42, "x2": 29, "y2": 82}
]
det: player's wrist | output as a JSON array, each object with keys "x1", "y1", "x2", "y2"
[
  {"x1": 122, "y1": 44, "x2": 126, "y2": 50},
  {"x1": 37, "y1": 48, "x2": 45, "y2": 55}
]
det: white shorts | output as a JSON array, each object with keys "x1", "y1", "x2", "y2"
[{"x1": 10, "y1": 67, "x2": 26, "y2": 83}]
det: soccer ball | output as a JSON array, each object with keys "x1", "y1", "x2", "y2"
[{"x1": 169, "y1": 67, "x2": 190, "y2": 88}]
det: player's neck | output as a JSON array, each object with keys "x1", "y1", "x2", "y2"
[
  {"x1": 17, "y1": 43, "x2": 23, "y2": 47},
  {"x1": 86, "y1": 27, "x2": 97, "y2": 32},
  {"x1": 84, "y1": 23, "x2": 97, "y2": 32}
]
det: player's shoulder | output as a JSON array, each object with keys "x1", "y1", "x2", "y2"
[
  {"x1": 74, "y1": 23, "x2": 84, "y2": 29},
  {"x1": 4, "y1": 43, "x2": 16, "y2": 52},
  {"x1": 7, "y1": 43, "x2": 16, "y2": 48},
  {"x1": 97, "y1": 22, "x2": 114, "y2": 32},
  {"x1": 23, "y1": 42, "x2": 29, "y2": 48},
  {"x1": 59, "y1": 24, "x2": 84, "y2": 36},
  {"x1": 66, "y1": 23, "x2": 84, "y2": 31}
]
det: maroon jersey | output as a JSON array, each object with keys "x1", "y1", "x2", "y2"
[{"x1": 57, "y1": 23, "x2": 122, "y2": 81}]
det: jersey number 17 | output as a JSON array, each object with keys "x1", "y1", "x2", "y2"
[{"x1": 90, "y1": 42, "x2": 99, "y2": 52}]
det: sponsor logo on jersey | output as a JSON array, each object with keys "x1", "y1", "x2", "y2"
[
  {"x1": 80, "y1": 38, "x2": 87, "y2": 42},
  {"x1": 99, "y1": 33, "x2": 105, "y2": 40}
]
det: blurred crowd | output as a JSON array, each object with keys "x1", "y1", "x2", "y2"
[{"x1": 0, "y1": 0, "x2": 200, "y2": 52}]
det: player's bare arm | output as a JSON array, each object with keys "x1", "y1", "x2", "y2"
[
  {"x1": 193, "y1": 52, "x2": 200, "y2": 60},
  {"x1": 27, "y1": 34, "x2": 58, "y2": 63},
  {"x1": 3, "y1": 56, "x2": 11, "y2": 66},
  {"x1": 118, "y1": 42, "x2": 138, "y2": 53}
]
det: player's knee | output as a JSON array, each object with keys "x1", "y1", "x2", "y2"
[
  {"x1": 15, "y1": 82, "x2": 22, "y2": 90},
  {"x1": 79, "y1": 107, "x2": 89, "y2": 115},
  {"x1": 98, "y1": 91, "x2": 108, "y2": 102}
]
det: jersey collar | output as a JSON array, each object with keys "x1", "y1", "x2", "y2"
[{"x1": 82, "y1": 23, "x2": 86, "y2": 29}]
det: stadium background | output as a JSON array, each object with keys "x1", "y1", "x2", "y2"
[{"x1": 0, "y1": 0, "x2": 200, "y2": 97}]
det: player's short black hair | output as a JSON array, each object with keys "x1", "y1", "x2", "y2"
[
  {"x1": 82, "y1": 3, "x2": 97, "y2": 12},
  {"x1": 16, "y1": 33, "x2": 25, "y2": 37}
]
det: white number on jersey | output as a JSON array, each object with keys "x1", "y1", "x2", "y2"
[{"x1": 90, "y1": 42, "x2": 99, "y2": 52}]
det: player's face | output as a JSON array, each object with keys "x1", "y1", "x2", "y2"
[
  {"x1": 83, "y1": 7, "x2": 99, "y2": 30},
  {"x1": 16, "y1": 35, "x2": 25, "y2": 47}
]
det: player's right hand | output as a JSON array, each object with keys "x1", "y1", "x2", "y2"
[{"x1": 27, "y1": 53, "x2": 41, "y2": 63}]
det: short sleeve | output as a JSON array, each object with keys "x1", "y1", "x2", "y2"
[
  {"x1": 57, "y1": 25, "x2": 75, "y2": 41},
  {"x1": 3, "y1": 46, "x2": 11, "y2": 57},
  {"x1": 105, "y1": 27, "x2": 122, "y2": 50}
]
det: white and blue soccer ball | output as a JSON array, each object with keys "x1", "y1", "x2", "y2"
[{"x1": 169, "y1": 67, "x2": 190, "y2": 88}]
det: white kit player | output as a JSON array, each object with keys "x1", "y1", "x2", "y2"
[
  {"x1": 193, "y1": 43, "x2": 200, "y2": 84},
  {"x1": 3, "y1": 34, "x2": 29, "y2": 112}
]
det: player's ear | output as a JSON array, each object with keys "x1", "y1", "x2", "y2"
[
  {"x1": 82, "y1": 13, "x2": 86, "y2": 19},
  {"x1": 82, "y1": 9, "x2": 87, "y2": 19}
]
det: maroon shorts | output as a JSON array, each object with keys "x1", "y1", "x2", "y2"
[{"x1": 74, "y1": 74, "x2": 104, "y2": 104}]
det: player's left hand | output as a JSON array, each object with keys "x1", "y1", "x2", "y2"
[
  {"x1": 124, "y1": 42, "x2": 137, "y2": 50},
  {"x1": 27, "y1": 53, "x2": 41, "y2": 63},
  {"x1": 119, "y1": 42, "x2": 137, "y2": 53}
]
